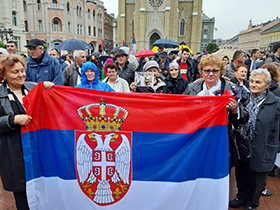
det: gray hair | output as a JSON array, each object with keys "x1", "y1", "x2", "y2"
[
  {"x1": 74, "y1": 50, "x2": 86, "y2": 59},
  {"x1": 250, "y1": 68, "x2": 271, "y2": 85},
  {"x1": 169, "y1": 61, "x2": 179, "y2": 69}
]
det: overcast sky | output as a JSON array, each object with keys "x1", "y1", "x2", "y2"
[{"x1": 102, "y1": 0, "x2": 280, "y2": 40}]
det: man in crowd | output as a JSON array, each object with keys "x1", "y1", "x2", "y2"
[
  {"x1": 63, "y1": 50, "x2": 87, "y2": 87},
  {"x1": 265, "y1": 43, "x2": 280, "y2": 64},
  {"x1": 115, "y1": 49, "x2": 135, "y2": 85},
  {"x1": 25, "y1": 39, "x2": 64, "y2": 85},
  {"x1": 245, "y1": 49, "x2": 260, "y2": 79},
  {"x1": 157, "y1": 51, "x2": 171, "y2": 78},
  {"x1": 176, "y1": 48, "x2": 196, "y2": 82},
  {"x1": 6, "y1": 41, "x2": 18, "y2": 54},
  {"x1": 224, "y1": 50, "x2": 246, "y2": 80},
  {"x1": 50, "y1": 48, "x2": 68, "y2": 71}
]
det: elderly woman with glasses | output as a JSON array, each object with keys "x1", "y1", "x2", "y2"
[
  {"x1": 184, "y1": 54, "x2": 233, "y2": 96},
  {"x1": 76, "y1": 61, "x2": 114, "y2": 92},
  {"x1": 165, "y1": 61, "x2": 189, "y2": 94},
  {"x1": 229, "y1": 68, "x2": 280, "y2": 210}
]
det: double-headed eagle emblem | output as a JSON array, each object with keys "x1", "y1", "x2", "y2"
[{"x1": 76, "y1": 98, "x2": 131, "y2": 205}]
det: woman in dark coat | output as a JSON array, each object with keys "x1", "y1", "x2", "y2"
[
  {"x1": 165, "y1": 62, "x2": 188, "y2": 94},
  {"x1": 0, "y1": 54, "x2": 53, "y2": 210},
  {"x1": 229, "y1": 68, "x2": 280, "y2": 210},
  {"x1": 230, "y1": 64, "x2": 250, "y2": 89}
]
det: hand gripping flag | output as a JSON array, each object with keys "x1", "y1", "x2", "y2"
[{"x1": 22, "y1": 83, "x2": 233, "y2": 210}]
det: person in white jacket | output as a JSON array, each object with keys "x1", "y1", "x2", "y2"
[{"x1": 103, "y1": 63, "x2": 130, "y2": 92}]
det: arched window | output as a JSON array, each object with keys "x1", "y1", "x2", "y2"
[
  {"x1": 12, "y1": 11, "x2": 18, "y2": 26},
  {"x1": 52, "y1": 0, "x2": 58, "y2": 8},
  {"x1": 67, "y1": 2, "x2": 70, "y2": 12},
  {"x1": 93, "y1": 10, "x2": 95, "y2": 17},
  {"x1": 53, "y1": 19, "x2": 60, "y2": 31},
  {"x1": 180, "y1": 19, "x2": 185, "y2": 36},
  {"x1": 76, "y1": 6, "x2": 79, "y2": 15},
  {"x1": 23, "y1": 0, "x2": 27, "y2": 11},
  {"x1": 37, "y1": 0, "x2": 41, "y2": 10},
  {"x1": 88, "y1": 9, "x2": 90, "y2": 18},
  {"x1": 79, "y1": 7, "x2": 82, "y2": 16}
]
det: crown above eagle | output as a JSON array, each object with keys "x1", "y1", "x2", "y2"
[{"x1": 78, "y1": 97, "x2": 128, "y2": 132}]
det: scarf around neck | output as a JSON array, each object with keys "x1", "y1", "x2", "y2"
[{"x1": 245, "y1": 90, "x2": 267, "y2": 141}]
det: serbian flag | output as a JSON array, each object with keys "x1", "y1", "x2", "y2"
[
  {"x1": 101, "y1": 40, "x2": 106, "y2": 55},
  {"x1": 205, "y1": 48, "x2": 208, "y2": 55},
  {"x1": 122, "y1": 40, "x2": 128, "y2": 47},
  {"x1": 132, "y1": 33, "x2": 137, "y2": 51},
  {"x1": 22, "y1": 83, "x2": 232, "y2": 210}
]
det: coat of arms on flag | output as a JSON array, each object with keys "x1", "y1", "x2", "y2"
[{"x1": 75, "y1": 97, "x2": 132, "y2": 205}]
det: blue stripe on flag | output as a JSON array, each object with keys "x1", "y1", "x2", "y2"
[{"x1": 22, "y1": 125, "x2": 229, "y2": 182}]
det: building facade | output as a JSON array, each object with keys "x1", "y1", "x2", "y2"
[
  {"x1": 200, "y1": 13, "x2": 215, "y2": 53},
  {"x1": 260, "y1": 19, "x2": 280, "y2": 51},
  {"x1": 117, "y1": 0, "x2": 203, "y2": 53},
  {"x1": 0, "y1": 0, "x2": 27, "y2": 52},
  {"x1": 104, "y1": 10, "x2": 114, "y2": 53},
  {"x1": 23, "y1": 0, "x2": 109, "y2": 53}
]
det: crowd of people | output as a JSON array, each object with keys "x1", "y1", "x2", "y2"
[{"x1": 1, "y1": 38, "x2": 280, "y2": 210}]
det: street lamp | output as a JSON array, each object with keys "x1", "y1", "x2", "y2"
[{"x1": 0, "y1": 28, "x2": 13, "y2": 44}]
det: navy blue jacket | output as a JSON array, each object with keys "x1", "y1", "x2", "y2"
[
  {"x1": 165, "y1": 74, "x2": 189, "y2": 94},
  {"x1": 25, "y1": 50, "x2": 64, "y2": 85},
  {"x1": 59, "y1": 58, "x2": 68, "y2": 71}
]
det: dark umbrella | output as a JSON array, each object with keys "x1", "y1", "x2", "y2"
[
  {"x1": 134, "y1": 49, "x2": 155, "y2": 57},
  {"x1": 179, "y1": 41, "x2": 187, "y2": 45},
  {"x1": 111, "y1": 46, "x2": 121, "y2": 53},
  {"x1": 153, "y1": 38, "x2": 179, "y2": 48},
  {"x1": 92, "y1": 52, "x2": 101, "y2": 58},
  {"x1": 99, "y1": 54, "x2": 111, "y2": 62},
  {"x1": 56, "y1": 38, "x2": 93, "y2": 51}
]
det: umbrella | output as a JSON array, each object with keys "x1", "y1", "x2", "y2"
[
  {"x1": 92, "y1": 52, "x2": 101, "y2": 58},
  {"x1": 111, "y1": 46, "x2": 121, "y2": 53},
  {"x1": 99, "y1": 54, "x2": 111, "y2": 62},
  {"x1": 153, "y1": 38, "x2": 179, "y2": 48},
  {"x1": 134, "y1": 49, "x2": 155, "y2": 57},
  {"x1": 179, "y1": 44, "x2": 193, "y2": 54},
  {"x1": 56, "y1": 38, "x2": 93, "y2": 51}
]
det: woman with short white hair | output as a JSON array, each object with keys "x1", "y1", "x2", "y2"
[{"x1": 230, "y1": 68, "x2": 280, "y2": 210}]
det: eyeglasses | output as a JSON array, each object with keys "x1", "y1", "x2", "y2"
[
  {"x1": 84, "y1": 69, "x2": 95, "y2": 74},
  {"x1": 203, "y1": 69, "x2": 221, "y2": 75},
  {"x1": 27, "y1": 47, "x2": 43, "y2": 52}
]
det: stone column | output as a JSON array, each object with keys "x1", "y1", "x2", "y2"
[{"x1": 190, "y1": 0, "x2": 203, "y2": 53}]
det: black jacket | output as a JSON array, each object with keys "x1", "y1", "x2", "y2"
[
  {"x1": 165, "y1": 74, "x2": 189, "y2": 94},
  {"x1": 230, "y1": 77, "x2": 249, "y2": 89},
  {"x1": 248, "y1": 90, "x2": 280, "y2": 172},
  {"x1": 0, "y1": 81, "x2": 37, "y2": 192},
  {"x1": 176, "y1": 57, "x2": 197, "y2": 82},
  {"x1": 116, "y1": 61, "x2": 135, "y2": 85},
  {"x1": 269, "y1": 80, "x2": 280, "y2": 97},
  {"x1": 136, "y1": 78, "x2": 167, "y2": 93}
]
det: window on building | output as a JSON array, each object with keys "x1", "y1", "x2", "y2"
[
  {"x1": 23, "y1": 1, "x2": 27, "y2": 11},
  {"x1": 79, "y1": 7, "x2": 82, "y2": 16},
  {"x1": 180, "y1": 19, "x2": 185, "y2": 36},
  {"x1": 38, "y1": 20, "x2": 43, "y2": 32},
  {"x1": 77, "y1": 6, "x2": 79, "y2": 15},
  {"x1": 204, "y1": 25, "x2": 208, "y2": 30},
  {"x1": 53, "y1": 19, "x2": 59, "y2": 31},
  {"x1": 12, "y1": 11, "x2": 18, "y2": 26},
  {"x1": 68, "y1": 22, "x2": 71, "y2": 33},
  {"x1": 88, "y1": 9, "x2": 90, "y2": 18},
  {"x1": 37, "y1": 0, "x2": 41, "y2": 10},
  {"x1": 93, "y1": 27, "x2": 96, "y2": 36},
  {"x1": 52, "y1": 0, "x2": 58, "y2": 8},
  {"x1": 203, "y1": 34, "x2": 208, "y2": 39},
  {"x1": 77, "y1": 24, "x2": 79, "y2": 34},
  {"x1": 93, "y1": 10, "x2": 95, "y2": 17},
  {"x1": 80, "y1": 25, "x2": 83, "y2": 35},
  {"x1": 24, "y1": 20, "x2": 28, "y2": 32},
  {"x1": 67, "y1": 2, "x2": 70, "y2": 12},
  {"x1": 88, "y1": 26, "x2": 91, "y2": 36}
]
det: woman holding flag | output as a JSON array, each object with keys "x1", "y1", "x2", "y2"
[{"x1": 0, "y1": 54, "x2": 54, "y2": 210}]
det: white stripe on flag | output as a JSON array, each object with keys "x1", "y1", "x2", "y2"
[{"x1": 27, "y1": 176, "x2": 229, "y2": 210}]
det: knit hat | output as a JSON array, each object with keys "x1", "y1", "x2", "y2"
[{"x1": 143, "y1": 60, "x2": 159, "y2": 72}]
